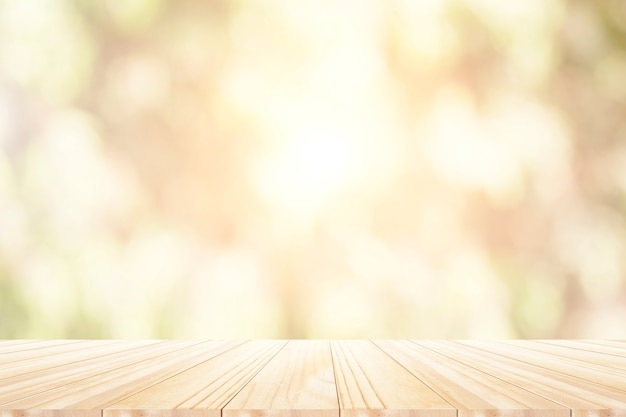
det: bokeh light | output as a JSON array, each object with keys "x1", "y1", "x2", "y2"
[{"x1": 1, "y1": 0, "x2": 625, "y2": 339}]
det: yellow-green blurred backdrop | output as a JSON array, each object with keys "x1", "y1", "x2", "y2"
[{"x1": 1, "y1": 0, "x2": 625, "y2": 339}]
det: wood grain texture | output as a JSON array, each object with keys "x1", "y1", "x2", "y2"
[
  {"x1": 0, "y1": 340, "x2": 624, "y2": 417},
  {"x1": 0, "y1": 340, "x2": 40, "y2": 349},
  {"x1": 417, "y1": 341, "x2": 626, "y2": 417},
  {"x1": 459, "y1": 340, "x2": 626, "y2": 390},
  {"x1": 510, "y1": 341, "x2": 626, "y2": 372},
  {"x1": 375, "y1": 340, "x2": 568, "y2": 417},
  {"x1": 332, "y1": 340, "x2": 455, "y2": 417},
  {"x1": 0, "y1": 341, "x2": 84, "y2": 362},
  {"x1": 223, "y1": 340, "x2": 337, "y2": 417},
  {"x1": 0, "y1": 341, "x2": 115, "y2": 364},
  {"x1": 0, "y1": 340, "x2": 159, "y2": 381},
  {"x1": 105, "y1": 340, "x2": 285, "y2": 416},
  {"x1": 540, "y1": 340, "x2": 626, "y2": 358},
  {"x1": 0, "y1": 410, "x2": 101, "y2": 417},
  {"x1": 0, "y1": 341, "x2": 200, "y2": 406}
]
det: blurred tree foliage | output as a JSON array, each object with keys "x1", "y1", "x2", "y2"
[{"x1": 0, "y1": 0, "x2": 625, "y2": 338}]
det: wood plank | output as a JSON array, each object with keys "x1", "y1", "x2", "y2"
[
  {"x1": 223, "y1": 340, "x2": 337, "y2": 417},
  {"x1": 0, "y1": 341, "x2": 234, "y2": 408},
  {"x1": 460, "y1": 340, "x2": 626, "y2": 391},
  {"x1": 0, "y1": 340, "x2": 41, "y2": 348},
  {"x1": 0, "y1": 341, "x2": 192, "y2": 403},
  {"x1": 539, "y1": 340, "x2": 626, "y2": 358},
  {"x1": 0, "y1": 340, "x2": 625, "y2": 417},
  {"x1": 510, "y1": 340, "x2": 626, "y2": 372},
  {"x1": 99, "y1": 411, "x2": 211, "y2": 417},
  {"x1": 0, "y1": 340, "x2": 161, "y2": 381},
  {"x1": 331, "y1": 340, "x2": 455, "y2": 417},
  {"x1": 0, "y1": 341, "x2": 84, "y2": 361},
  {"x1": 104, "y1": 340, "x2": 286, "y2": 417},
  {"x1": 0, "y1": 410, "x2": 100, "y2": 417},
  {"x1": 375, "y1": 340, "x2": 568, "y2": 417},
  {"x1": 415, "y1": 341, "x2": 626, "y2": 417},
  {"x1": 0, "y1": 340, "x2": 97, "y2": 366},
  {"x1": 569, "y1": 340, "x2": 626, "y2": 351}
]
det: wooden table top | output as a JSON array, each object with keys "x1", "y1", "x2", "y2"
[{"x1": 0, "y1": 340, "x2": 624, "y2": 417}]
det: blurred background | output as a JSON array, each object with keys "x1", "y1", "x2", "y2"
[{"x1": 1, "y1": 0, "x2": 625, "y2": 339}]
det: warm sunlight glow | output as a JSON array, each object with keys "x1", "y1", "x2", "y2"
[
  {"x1": 256, "y1": 125, "x2": 357, "y2": 218},
  {"x1": 1, "y1": 0, "x2": 624, "y2": 339}
]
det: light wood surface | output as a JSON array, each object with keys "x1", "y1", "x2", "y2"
[
  {"x1": 417, "y1": 340, "x2": 626, "y2": 417},
  {"x1": 0, "y1": 340, "x2": 624, "y2": 417},
  {"x1": 374, "y1": 340, "x2": 568, "y2": 417},
  {"x1": 223, "y1": 340, "x2": 336, "y2": 417},
  {"x1": 332, "y1": 340, "x2": 455, "y2": 417}
]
